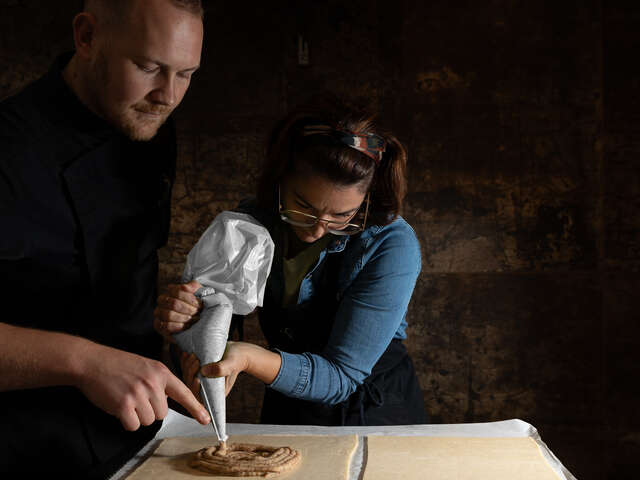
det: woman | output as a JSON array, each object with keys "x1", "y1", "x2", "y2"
[{"x1": 155, "y1": 99, "x2": 426, "y2": 426}]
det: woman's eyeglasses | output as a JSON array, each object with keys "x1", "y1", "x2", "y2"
[{"x1": 278, "y1": 185, "x2": 369, "y2": 236}]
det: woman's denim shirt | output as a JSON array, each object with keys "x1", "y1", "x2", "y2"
[{"x1": 239, "y1": 201, "x2": 422, "y2": 406}]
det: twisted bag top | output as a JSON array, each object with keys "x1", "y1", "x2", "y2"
[{"x1": 182, "y1": 211, "x2": 275, "y2": 315}]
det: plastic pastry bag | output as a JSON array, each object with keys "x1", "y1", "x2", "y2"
[{"x1": 174, "y1": 211, "x2": 274, "y2": 440}]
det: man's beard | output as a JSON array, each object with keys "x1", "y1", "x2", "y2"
[{"x1": 119, "y1": 104, "x2": 171, "y2": 141}]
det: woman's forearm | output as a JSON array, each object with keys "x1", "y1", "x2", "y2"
[{"x1": 244, "y1": 343, "x2": 282, "y2": 384}]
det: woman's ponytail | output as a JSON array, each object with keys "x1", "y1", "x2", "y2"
[{"x1": 368, "y1": 132, "x2": 408, "y2": 225}]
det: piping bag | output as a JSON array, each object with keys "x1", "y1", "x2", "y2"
[{"x1": 173, "y1": 211, "x2": 274, "y2": 442}]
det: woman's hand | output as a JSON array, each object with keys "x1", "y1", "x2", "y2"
[
  {"x1": 200, "y1": 341, "x2": 283, "y2": 396},
  {"x1": 179, "y1": 345, "x2": 241, "y2": 397},
  {"x1": 180, "y1": 350, "x2": 203, "y2": 401},
  {"x1": 154, "y1": 280, "x2": 203, "y2": 342}
]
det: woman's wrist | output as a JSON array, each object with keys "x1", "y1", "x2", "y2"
[{"x1": 243, "y1": 343, "x2": 282, "y2": 385}]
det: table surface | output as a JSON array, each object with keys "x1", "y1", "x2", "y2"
[{"x1": 111, "y1": 410, "x2": 577, "y2": 480}]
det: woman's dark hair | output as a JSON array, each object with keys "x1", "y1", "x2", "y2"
[{"x1": 257, "y1": 96, "x2": 408, "y2": 226}]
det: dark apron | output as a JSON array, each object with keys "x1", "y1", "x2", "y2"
[{"x1": 257, "y1": 246, "x2": 427, "y2": 426}]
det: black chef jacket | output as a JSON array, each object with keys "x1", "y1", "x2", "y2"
[{"x1": 0, "y1": 54, "x2": 176, "y2": 477}]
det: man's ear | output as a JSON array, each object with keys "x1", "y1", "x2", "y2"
[{"x1": 71, "y1": 12, "x2": 99, "y2": 59}]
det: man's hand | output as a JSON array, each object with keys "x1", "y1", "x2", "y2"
[
  {"x1": 154, "y1": 280, "x2": 203, "y2": 342},
  {"x1": 0, "y1": 322, "x2": 211, "y2": 431},
  {"x1": 75, "y1": 342, "x2": 211, "y2": 431}
]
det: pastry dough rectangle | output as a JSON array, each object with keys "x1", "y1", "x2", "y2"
[
  {"x1": 126, "y1": 434, "x2": 358, "y2": 479},
  {"x1": 363, "y1": 436, "x2": 561, "y2": 480}
]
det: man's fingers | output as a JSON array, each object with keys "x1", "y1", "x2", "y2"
[
  {"x1": 119, "y1": 407, "x2": 141, "y2": 432},
  {"x1": 149, "y1": 392, "x2": 169, "y2": 421},
  {"x1": 165, "y1": 373, "x2": 210, "y2": 425},
  {"x1": 136, "y1": 402, "x2": 157, "y2": 427}
]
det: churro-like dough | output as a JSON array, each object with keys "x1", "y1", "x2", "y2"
[{"x1": 189, "y1": 442, "x2": 300, "y2": 478}]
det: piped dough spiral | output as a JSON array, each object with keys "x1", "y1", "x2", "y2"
[{"x1": 190, "y1": 442, "x2": 301, "y2": 478}]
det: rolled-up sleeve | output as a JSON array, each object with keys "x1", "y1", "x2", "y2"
[
  {"x1": 269, "y1": 350, "x2": 311, "y2": 396},
  {"x1": 268, "y1": 219, "x2": 421, "y2": 405}
]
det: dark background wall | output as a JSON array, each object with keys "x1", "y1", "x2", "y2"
[{"x1": 1, "y1": 1, "x2": 638, "y2": 479}]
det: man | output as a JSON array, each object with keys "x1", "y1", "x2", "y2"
[{"x1": 0, "y1": 0, "x2": 209, "y2": 476}]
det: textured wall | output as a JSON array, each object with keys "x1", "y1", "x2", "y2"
[{"x1": 2, "y1": 1, "x2": 638, "y2": 479}]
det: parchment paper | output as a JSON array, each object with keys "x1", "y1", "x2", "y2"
[{"x1": 110, "y1": 410, "x2": 577, "y2": 480}]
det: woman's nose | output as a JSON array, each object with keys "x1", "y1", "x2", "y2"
[{"x1": 309, "y1": 220, "x2": 328, "y2": 239}]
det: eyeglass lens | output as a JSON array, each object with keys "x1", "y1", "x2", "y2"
[{"x1": 280, "y1": 211, "x2": 362, "y2": 234}]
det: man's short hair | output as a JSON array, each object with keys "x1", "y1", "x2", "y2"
[{"x1": 84, "y1": 0, "x2": 204, "y2": 23}]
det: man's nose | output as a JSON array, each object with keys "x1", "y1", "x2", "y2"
[{"x1": 149, "y1": 73, "x2": 177, "y2": 106}]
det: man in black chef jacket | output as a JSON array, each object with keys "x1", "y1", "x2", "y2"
[{"x1": 0, "y1": 0, "x2": 212, "y2": 477}]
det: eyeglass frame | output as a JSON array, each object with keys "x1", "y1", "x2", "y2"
[{"x1": 278, "y1": 184, "x2": 370, "y2": 235}]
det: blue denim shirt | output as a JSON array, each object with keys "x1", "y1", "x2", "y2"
[
  {"x1": 261, "y1": 212, "x2": 422, "y2": 406},
  {"x1": 269, "y1": 217, "x2": 421, "y2": 405}
]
